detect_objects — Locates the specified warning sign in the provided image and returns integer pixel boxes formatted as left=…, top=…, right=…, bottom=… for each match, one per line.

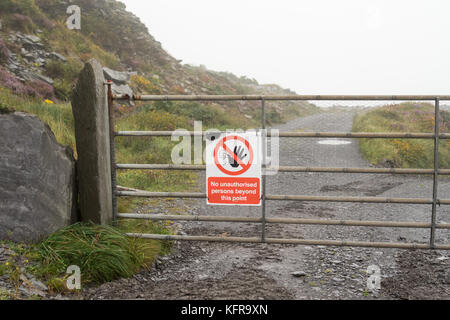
left=206, top=132, right=262, bottom=206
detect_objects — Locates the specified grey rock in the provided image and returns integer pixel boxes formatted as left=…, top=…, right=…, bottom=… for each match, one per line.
left=71, top=60, right=112, bottom=225
left=50, top=52, right=67, bottom=62
left=31, top=73, right=54, bottom=85
left=103, top=67, right=131, bottom=84
left=31, top=279, right=48, bottom=292
left=19, top=284, right=46, bottom=297
left=24, top=34, right=41, bottom=44
left=0, top=113, right=78, bottom=243
left=292, top=271, right=306, bottom=277
left=198, top=274, right=208, bottom=280
left=111, top=83, right=133, bottom=98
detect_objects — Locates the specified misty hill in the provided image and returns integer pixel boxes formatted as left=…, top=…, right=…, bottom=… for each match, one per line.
left=0, top=0, right=318, bottom=123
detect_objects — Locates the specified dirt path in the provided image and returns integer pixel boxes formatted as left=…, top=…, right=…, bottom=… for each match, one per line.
left=84, top=111, right=450, bottom=300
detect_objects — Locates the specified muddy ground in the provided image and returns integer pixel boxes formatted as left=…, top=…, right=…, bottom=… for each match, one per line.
left=82, top=111, right=450, bottom=300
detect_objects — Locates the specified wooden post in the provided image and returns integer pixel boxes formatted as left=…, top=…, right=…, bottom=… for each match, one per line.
left=71, top=59, right=112, bottom=224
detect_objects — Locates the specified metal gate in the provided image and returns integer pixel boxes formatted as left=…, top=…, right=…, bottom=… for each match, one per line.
left=107, top=84, right=450, bottom=250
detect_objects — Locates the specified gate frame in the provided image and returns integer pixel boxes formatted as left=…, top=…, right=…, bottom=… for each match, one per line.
left=108, top=89, right=450, bottom=250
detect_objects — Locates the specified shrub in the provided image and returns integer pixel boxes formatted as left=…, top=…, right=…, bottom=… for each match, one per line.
left=8, top=13, right=34, bottom=32
left=0, top=66, right=29, bottom=95
left=0, top=68, right=55, bottom=100
left=34, top=223, right=156, bottom=284
left=123, top=57, right=146, bottom=71
left=26, top=79, right=55, bottom=100
left=32, top=14, right=55, bottom=29
left=0, top=39, right=11, bottom=64
left=44, top=60, right=81, bottom=100
left=353, top=103, right=450, bottom=169
left=151, top=101, right=229, bottom=127
left=130, top=74, right=161, bottom=95
left=0, top=101, right=14, bottom=114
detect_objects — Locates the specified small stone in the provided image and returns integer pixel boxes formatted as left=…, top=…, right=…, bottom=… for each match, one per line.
left=50, top=52, right=67, bottom=62
left=31, top=279, right=48, bottom=292
left=292, top=271, right=306, bottom=278
left=31, top=73, right=54, bottom=85
left=332, top=277, right=345, bottom=283
left=24, top=34, right=41, bottom=43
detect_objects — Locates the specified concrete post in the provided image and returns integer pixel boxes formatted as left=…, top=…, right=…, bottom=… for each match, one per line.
left=71, top=59, right=112, bottom=224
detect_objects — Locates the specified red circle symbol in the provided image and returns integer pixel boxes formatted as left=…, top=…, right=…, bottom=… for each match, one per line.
left=213, top=135, right=254, bottom=176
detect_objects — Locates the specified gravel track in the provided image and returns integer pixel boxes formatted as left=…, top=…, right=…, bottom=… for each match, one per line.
left=84, top=111, right=450, bottom=300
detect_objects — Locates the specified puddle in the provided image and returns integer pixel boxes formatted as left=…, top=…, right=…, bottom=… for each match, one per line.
left=318, top=139, right=352, bottom=146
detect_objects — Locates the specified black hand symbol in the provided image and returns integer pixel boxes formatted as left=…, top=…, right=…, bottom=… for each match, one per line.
left=227, top=146, right=247, bottom=168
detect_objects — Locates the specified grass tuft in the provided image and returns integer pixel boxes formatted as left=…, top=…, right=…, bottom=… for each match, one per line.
left=33, top=222, right=163, bottom=284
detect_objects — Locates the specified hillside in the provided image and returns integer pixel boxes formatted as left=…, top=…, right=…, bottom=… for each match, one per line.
left=0, top=0, right=318, bottom=123
left=353, top=102, right=450, bottom=169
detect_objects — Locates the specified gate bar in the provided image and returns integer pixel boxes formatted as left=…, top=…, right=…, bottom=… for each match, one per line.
left=117, top=213, right=450, bottom=229
left=115, top=131, right=450, bottom=139
left=125, top=233, right=450, bottom=250
left=261, top=98, right=267, bottom=243
left=116, top=190, right=444, bottom=204
left=430, top=98, right=440, bottom=248
left=115, top=164, right=450, bottom=175
left=113, top=94, right=450, bottom=101
left=106, top=81, right=118, bottom=225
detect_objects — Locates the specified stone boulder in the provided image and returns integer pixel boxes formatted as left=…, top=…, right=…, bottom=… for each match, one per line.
left=103, top=67, right=130, bottom=84
left=103, top=67, right=136, bottom=105
left=0, top=112, right=78, bottom=243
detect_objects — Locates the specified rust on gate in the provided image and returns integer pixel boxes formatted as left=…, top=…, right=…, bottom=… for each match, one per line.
left=107, top=92, right=450, bottom=250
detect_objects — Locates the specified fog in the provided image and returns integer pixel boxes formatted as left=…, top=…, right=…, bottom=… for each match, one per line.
left=120, top=0, right=450, bottom=106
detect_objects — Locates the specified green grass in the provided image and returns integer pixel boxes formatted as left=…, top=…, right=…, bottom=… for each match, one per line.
left=0, top=87, right=76, bottom=154
left=1, top=221, right=173, bottom=292
left=353, top=102, right=450, bottom=168
left=29, top=222, right=171, bottom=289
left=0, top=85, right=319, bottom=290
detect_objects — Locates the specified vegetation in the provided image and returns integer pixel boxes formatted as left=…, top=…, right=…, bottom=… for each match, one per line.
left=0, top=87, right=75, bottom=151
left=44, top=59, right=82, bottom=100
left=32, top=222, right=166, bottom=285
left=353, top=103, right=450, bottom=168
left=0, top=0, right=324, bottom=293
left=0, top=221, right=172, bottom=294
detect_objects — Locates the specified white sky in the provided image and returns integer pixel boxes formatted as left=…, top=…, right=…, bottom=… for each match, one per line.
left=120, top=0, right=450, bottom=106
